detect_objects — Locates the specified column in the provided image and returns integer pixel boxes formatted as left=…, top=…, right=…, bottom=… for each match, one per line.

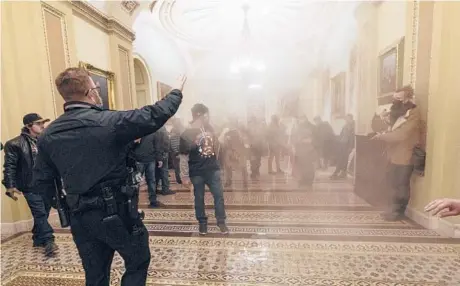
left=416, top=2, right=460, bottom=227
left=354, top=3, right=378, bottom=135
left=109, top=34, right=137, bottom=110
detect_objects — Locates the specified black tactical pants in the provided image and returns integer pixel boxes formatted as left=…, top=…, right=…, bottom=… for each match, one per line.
left=70, top=209, right=150, bottom=286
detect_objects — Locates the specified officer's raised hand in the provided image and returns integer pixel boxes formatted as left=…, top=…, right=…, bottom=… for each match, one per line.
left=175, top=75, right=187, bottom=91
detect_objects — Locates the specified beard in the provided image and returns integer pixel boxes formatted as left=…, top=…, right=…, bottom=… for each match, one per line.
left=389, top=101, right=416, bottom=125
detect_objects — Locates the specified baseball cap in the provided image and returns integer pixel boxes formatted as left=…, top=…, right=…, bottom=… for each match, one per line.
left=23, top=113, right=50, bottom=126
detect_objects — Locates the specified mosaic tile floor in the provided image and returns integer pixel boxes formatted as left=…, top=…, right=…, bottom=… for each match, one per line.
left=2, top=234, right=460, bottom=286
left=150, top=191, right=369, bottom=207
left=2, top=167, right=460, bottom=286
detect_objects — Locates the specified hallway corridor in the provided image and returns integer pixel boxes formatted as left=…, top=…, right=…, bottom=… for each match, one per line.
left=2, top=170, right=460, bottom=286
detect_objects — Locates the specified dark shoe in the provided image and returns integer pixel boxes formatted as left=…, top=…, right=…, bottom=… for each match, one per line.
left=33, top=242, right=46, bottom=248
left=149, top=201, right=161, bottom=208
left=337, top=172, right=347, bottom=179
left=199, top=223, right=208, bottom=235
left=44, top=241, right=58, bottom=257
left=217, top=223, right=229, bottom=234
left=177, top=180, right=183, bottom=185
left=161, top=190, right=176, bottom=196
left=330, top=173, right=339, bottom=180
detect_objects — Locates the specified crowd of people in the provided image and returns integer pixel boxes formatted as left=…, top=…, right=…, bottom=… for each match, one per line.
left=2, top=67, right=459, bottom=286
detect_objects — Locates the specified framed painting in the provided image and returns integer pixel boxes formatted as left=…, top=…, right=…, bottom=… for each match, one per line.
left=79, top=62, right=115, bottom=109
left=157, top=81, right=172, bottom=100
left=378, top=37, right=404, bottom=98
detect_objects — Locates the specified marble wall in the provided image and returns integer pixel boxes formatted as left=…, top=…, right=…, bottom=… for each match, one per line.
left=1, top=1, right=138, bottom=227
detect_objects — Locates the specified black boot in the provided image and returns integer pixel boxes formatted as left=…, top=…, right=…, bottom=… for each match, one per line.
left=199, top=223, right=208, bottom=235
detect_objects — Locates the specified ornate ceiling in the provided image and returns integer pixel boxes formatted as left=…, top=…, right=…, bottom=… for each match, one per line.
left=130, top=0, right=359, bottom=93
left=151, top=0, right=358, bottom=58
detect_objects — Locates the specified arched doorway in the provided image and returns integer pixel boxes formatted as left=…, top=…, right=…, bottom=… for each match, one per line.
left=133, top=55, right=152, bottom=107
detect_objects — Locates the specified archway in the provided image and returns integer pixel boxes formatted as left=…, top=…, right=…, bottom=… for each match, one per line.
left=133, top=55, right=152, bottom=107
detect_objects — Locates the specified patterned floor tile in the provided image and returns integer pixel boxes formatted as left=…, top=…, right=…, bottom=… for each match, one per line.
left=145, top=223, right=441, bottom=238
left=2, top=234, right=460, bottom=286
left=5, top=275, right=85, bottom=286
left=143, top=209, right=413, bottom=226
left=153, top=191, right=369, bottom=207
left=3, top=165, right=457, bottom=285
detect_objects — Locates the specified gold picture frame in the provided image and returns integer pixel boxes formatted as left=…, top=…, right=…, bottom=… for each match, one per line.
left=157, top=81, right=172, bottom=101
left=79, top=61, right=116, bottom=109
left=378, top=37, right=405, bottom=100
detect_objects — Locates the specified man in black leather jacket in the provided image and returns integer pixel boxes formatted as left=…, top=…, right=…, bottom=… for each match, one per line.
left=32, top=67, right=185, bottom=286
left=2, top=113, right=57, bottom=256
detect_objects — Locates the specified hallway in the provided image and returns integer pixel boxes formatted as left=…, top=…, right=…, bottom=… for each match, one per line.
left=2, top=170, right=460, bottom=286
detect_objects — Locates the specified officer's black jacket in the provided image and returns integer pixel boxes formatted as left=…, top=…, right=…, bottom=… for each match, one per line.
left=32, top=89, right=182, bottom=197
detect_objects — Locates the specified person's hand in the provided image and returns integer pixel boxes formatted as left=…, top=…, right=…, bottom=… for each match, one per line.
left=6, top=188, right=21, bottom=201
left=182, top=177, right=191, bottom=186
left=424, top=198, right=460, bottom=218
left=158, top=161, right=163, bottom=168
left=371, top=134, right=382, bottom=140
left=175, top=75, right=187, bottom=91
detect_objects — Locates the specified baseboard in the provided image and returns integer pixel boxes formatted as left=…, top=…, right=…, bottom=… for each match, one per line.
left=406, top=207, right=460, bottom=238
left=1, top=212, right=59, bottom=237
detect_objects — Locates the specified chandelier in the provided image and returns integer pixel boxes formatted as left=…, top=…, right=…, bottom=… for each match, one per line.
left=229, top=3, right=266, bottom=75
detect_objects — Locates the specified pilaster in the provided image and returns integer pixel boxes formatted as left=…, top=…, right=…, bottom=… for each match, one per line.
left=354, top=3, right=378, bottom=135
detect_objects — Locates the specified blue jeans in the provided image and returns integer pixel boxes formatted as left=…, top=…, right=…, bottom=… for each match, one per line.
left=23, top=192, right=55, bottom=246
left=155, top=157, right=170, bottom=193
left=190, top=170, right=226, bottom=224
left=143, top=161, right=158, bottom=204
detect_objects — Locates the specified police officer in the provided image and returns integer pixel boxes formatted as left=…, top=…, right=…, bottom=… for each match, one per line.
left=32, top=67, right=186, bottom=286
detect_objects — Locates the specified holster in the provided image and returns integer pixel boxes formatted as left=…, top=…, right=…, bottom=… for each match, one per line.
left=120, top=185, right=141, bottom=220
left=68, top=182, right=144, bottom=235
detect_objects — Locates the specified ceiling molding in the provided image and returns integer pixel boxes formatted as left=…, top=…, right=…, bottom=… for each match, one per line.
left=70, top=0, right=136, bottom=42
left=149, top=0, right=158, bottom=12
left=121, top=1, right=140, bottom=15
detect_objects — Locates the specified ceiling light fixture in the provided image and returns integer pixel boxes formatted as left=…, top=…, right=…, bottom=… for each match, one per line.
left=229, top=2, right=266, bottom=75
left=248, top=84, right=262, bottom=89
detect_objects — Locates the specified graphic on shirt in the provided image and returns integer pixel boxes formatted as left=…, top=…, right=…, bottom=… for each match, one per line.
left=195, top=131, right=215, bottom=158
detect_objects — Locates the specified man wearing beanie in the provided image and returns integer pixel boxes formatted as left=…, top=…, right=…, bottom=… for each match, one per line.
left=179, top=103, right=229, bottom=235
